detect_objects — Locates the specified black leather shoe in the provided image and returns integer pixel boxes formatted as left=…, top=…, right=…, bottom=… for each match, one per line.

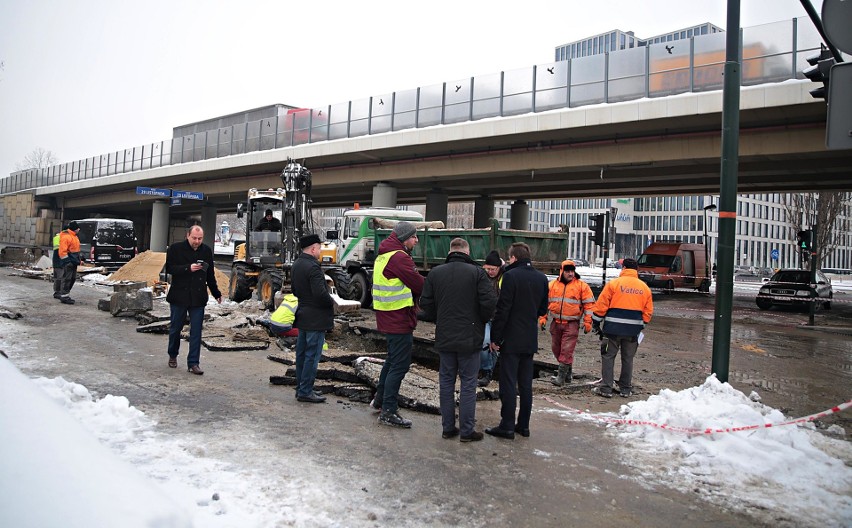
left=188, top=365, right=204, bottom=375
left=59, top=297, right=75, bottom=305
left=514, top=426, right=530, bottom=438
left=485, top=427, right=515, bottom=440
left=442, top=427, right=460, bottom=439
left=460, top=431, right=484, bottom=442
left=296, top=393, right=326, bottom=403
left=168, top=357, right=177, bottom=368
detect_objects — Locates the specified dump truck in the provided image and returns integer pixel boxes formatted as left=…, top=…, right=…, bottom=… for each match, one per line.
left=227, top=159, right=351, bottom=309
left=326, top=207, right=569, bottom=307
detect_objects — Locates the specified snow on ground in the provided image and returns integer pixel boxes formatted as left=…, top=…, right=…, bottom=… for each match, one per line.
left=0, top=360, right=364, bottom=528
left=549, top=376, right=852, bottom=528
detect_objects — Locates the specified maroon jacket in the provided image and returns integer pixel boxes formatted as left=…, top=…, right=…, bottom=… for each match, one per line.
left=375, top=234, right=425, bottom=334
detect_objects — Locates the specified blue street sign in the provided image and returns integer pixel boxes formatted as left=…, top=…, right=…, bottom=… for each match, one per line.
left=136, top=186, right=171, bottom=198
left=771, top=248, right=779, bottom=260
left=173, top=190, right=204, bottom=200
left=170, top=197, right=182, bottom=206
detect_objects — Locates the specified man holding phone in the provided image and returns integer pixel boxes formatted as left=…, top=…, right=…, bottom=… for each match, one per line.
left=165, top=225, right=222, bottom=375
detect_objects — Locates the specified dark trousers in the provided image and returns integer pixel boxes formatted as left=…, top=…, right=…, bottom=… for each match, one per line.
left=295, top=330, right=325, bottom=397
left=167, top=304, right=205, bottom=366
left=53, top=266, right=63, bottom=294
left=59, top=263, right=77, bottom=297
left=375, top=333, right=413, bottom=414
left=498, top=352, right=534, bottom=431
left=438, top=350, right=480, bottom=436
left=601, top=335, right=639, bottom=391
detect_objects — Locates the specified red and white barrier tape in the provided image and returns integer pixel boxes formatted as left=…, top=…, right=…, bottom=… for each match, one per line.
left=540, top=395, right=852, bottom=436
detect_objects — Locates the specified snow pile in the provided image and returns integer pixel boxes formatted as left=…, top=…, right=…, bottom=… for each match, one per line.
left=615, top=376, right=852, bottom=527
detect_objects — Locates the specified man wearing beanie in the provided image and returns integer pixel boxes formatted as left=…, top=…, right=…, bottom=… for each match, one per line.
left=291, top=233, right=334, bottom=403
left=539, top=259, right=596, bottom=386
left=56, top=221, right=82, bottom=305
left=591, top=258, right=653, bottom=398
left=371, top=220, right=424, bottom=428
left=479, top=250, right=504, bottom=387
left=255, top=209, right=281, bottom=232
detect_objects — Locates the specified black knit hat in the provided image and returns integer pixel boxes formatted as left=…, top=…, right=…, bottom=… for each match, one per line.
left=622, top=258, right=638, bottom=269
left=299, top=233, right=321, bottom=249
left=485, top=250, right=502, bottom=266
left=68, top=221, right=79, bottom=231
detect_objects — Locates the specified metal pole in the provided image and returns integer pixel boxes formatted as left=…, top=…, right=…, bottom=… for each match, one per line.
left=809, top=223, right=818, bottom=326
left=711, top=0, right=741, bottom=383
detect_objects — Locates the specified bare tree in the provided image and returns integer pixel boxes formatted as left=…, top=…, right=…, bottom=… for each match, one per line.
left=783, top=192, right=850, bottom=269
left=16, top=147, right=59, bottom=171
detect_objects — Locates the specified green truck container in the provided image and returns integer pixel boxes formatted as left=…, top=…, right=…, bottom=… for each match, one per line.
left=375, top=219, right=568, bottom=271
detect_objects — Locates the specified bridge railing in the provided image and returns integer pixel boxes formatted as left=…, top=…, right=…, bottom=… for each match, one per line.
left=2, top=17, right=822, bottom=196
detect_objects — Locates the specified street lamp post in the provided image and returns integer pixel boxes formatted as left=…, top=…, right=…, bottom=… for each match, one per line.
left=703, top=203, right=718, bottom=281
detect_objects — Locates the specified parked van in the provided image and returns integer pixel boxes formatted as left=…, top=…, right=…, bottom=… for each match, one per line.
left=637, top=242, right=710, bottom=292
left=73, top=218, right=138, bottom=270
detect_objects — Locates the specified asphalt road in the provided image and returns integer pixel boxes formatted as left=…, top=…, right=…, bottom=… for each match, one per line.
left=2, top=268, right=849, bottom=527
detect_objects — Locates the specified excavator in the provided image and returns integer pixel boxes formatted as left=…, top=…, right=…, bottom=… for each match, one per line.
left=227, top=158, right=352, bottom=309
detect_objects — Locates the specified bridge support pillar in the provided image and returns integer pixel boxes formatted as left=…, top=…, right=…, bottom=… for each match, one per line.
left=425, top=189, right=448, bottom=225
left=372, top=182, right=397, bottom=208
left=510, top=200, right=529, bottom=230
left=201, top=203, right=217, bottom=249
left=473, top=196, right=494, bottom=228
left=150, top=200, right=170, bottom=253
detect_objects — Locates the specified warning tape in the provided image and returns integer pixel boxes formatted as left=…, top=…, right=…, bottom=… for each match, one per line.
left=540, top=395, right=852, bottom=436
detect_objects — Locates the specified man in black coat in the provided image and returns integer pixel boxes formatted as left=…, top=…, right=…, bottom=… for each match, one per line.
left=255, top=209, right=282, bottom=232
left=166, top=225, right=222, bottom=375
left=486, top=242, right=549, bottom=440
left=419, top=238, right=497, bottom=442
left=291, top=233, right=335, bottom=403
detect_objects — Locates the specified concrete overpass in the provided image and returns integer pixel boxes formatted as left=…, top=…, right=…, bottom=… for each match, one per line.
left=32, top=80, right=847, bottom=220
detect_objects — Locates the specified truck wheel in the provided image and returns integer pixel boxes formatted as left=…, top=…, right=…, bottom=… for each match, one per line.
left=257, top=269, right=283, bottom=311
left=666, top=280, right=675, bottom=293
left=326, top=268, right=354, bottom=300
left=351, top=272, right=372, bottom=308
left=755, top=298, right=772, bottom=310
left=228, top=264, right=253, bottom=303
left=698, top=279, right=710, bottom=293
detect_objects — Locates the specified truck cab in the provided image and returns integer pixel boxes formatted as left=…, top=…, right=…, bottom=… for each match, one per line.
left=637, top=242, right=710, bottom=292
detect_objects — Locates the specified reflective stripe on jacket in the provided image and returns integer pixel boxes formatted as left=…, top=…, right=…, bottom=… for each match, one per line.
left=372, top=250, right=414, bottom=311
left=592, top=268, right=653, bottom=337
left=539, top=277, right=595, bottom=326
left=271, top=294, right=298, bottom=325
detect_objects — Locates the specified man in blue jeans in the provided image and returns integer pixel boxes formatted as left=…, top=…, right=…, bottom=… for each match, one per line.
left=291, top=233, right=335, bottom=403
left=165, top=225, right=222, bottom=375
left=371, top=221, right=425, bottom=428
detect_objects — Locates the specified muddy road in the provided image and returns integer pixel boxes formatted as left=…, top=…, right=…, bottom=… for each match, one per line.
left=1, top=268, right=850, bottom=527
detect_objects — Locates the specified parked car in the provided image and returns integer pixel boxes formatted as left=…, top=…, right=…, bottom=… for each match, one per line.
left=755, top=269, right=833, bottom=311
left=570, top=258, right=590, bottom=267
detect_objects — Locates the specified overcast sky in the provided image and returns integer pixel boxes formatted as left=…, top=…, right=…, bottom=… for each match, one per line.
left=0, top=0, right=824, bottom=180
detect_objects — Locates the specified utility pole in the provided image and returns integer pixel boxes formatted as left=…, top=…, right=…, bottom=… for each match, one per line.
left=711, top=0, right=741, bottom=384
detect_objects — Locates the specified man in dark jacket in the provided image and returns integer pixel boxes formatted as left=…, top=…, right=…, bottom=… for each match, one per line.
left=485, top=242, right=549, bottom=440
left=420, top=238, right=497, bottom=442
left=291, top=233, right=335, bottom=403
left=255, top=209, right=282, bottom=232
left=371, top=221, right=425, bottom=428
left=166, top=225, right=222, bottom=375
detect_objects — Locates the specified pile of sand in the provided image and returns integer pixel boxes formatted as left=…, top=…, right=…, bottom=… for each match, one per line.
left=108, top=251, right=230, bottom=296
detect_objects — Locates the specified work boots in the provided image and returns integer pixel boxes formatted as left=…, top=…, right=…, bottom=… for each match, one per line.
left=550, top=364, right=572, bottom=386
left=477, top=369, right=492, bottom=387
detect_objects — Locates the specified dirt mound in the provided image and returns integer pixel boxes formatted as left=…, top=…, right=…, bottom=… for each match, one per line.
left=108, top=250, right=230, bottom=295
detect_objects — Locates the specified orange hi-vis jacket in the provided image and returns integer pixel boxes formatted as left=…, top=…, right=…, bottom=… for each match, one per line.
left=539, top=275, right=596, bottom=329
left=592, top=268, right=654, bottom=337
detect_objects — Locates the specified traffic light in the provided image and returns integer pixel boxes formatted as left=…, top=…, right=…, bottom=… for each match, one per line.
left=803, top=45, right=835, bottom=101
left=797, top=230, right=813, bottom=252
left=588, top=213, right=605, bottom=247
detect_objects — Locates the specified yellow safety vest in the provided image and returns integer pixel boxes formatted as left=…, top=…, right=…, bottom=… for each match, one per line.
left=372, top=250, right=414, bottom=311
left=271, top=294, right=298, bottom=325
left=52, top=232, right=61, bottom=250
